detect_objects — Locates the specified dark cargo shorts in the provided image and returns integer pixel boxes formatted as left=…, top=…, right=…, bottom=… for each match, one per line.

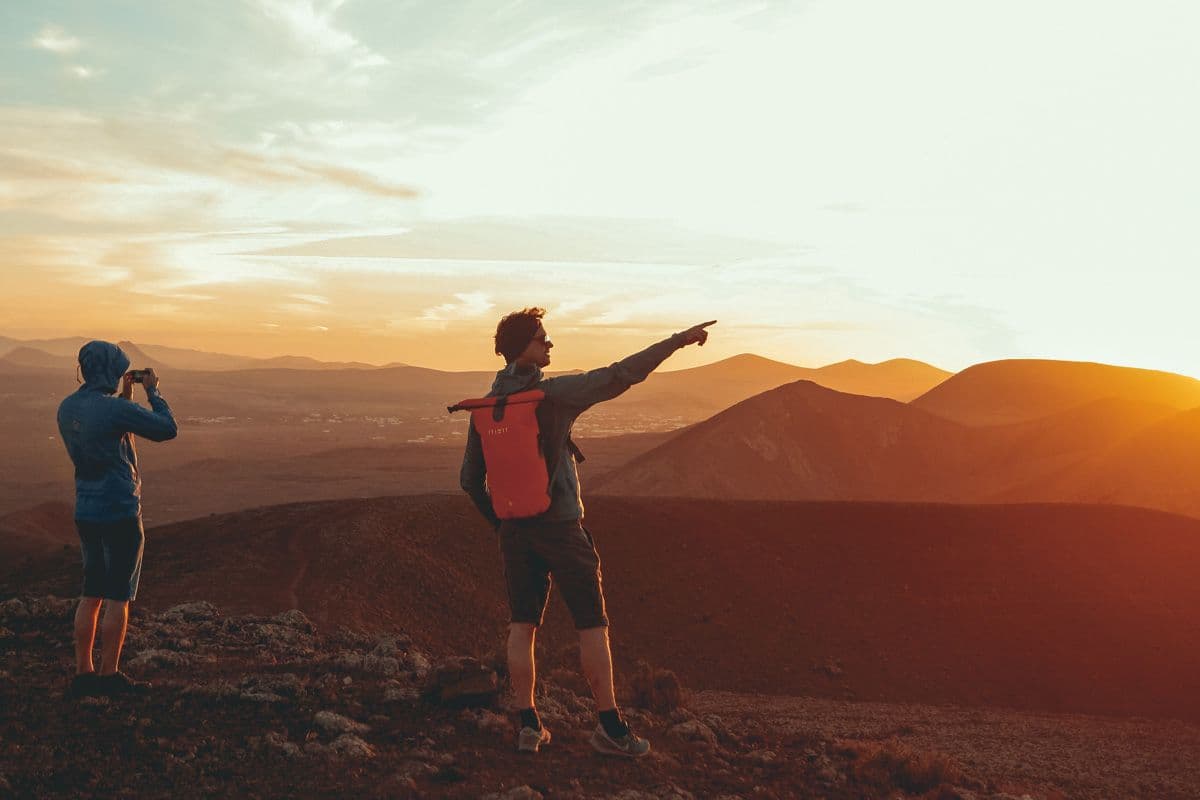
left=498, top=517, right=608, bottom=629
left=77, top=516, right=145, bottom=602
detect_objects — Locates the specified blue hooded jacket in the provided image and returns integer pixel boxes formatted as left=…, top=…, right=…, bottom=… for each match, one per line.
left=57, top=341, right=178, bottom=522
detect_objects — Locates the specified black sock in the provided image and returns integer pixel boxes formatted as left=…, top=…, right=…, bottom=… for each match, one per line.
left=599, top=709, right=629, bottom=738
left=519, top=708, right=541, bottom=730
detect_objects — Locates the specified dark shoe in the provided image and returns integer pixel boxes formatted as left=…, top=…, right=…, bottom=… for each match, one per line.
left=68, top=672, right=103, bottom=698
left=98, top=671, right=152, bottom=695
left=589, top=723, right=651, bottom=758
left=517, top=725, right=552, bottom=753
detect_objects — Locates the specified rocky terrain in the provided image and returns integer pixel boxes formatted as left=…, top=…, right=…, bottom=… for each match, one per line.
left=0, top=595, right=1065, bottom=799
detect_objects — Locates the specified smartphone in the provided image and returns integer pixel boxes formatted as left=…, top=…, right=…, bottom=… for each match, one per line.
left=128, top=369, right=149, bottom=383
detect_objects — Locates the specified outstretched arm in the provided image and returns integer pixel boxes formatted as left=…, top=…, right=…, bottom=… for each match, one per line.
left=542, top=320, right=716, bottom=409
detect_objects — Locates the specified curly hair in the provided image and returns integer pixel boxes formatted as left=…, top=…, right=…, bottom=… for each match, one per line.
left=494, top=307, right=546, bottom=363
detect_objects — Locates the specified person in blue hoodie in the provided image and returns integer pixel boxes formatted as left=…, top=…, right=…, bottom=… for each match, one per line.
left=57, top=340, right=177, bottom=697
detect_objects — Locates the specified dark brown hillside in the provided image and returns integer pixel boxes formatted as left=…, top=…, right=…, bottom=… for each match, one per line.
left=0, top=501, right=75, bottom=563
left=597, top=380, right=983, bottom=500
left=1001, top=406, right=1200, bottom=517
left=9, top=494, right=1200, bottom=723
left=594, top=381, right=1200, bottom=516
left=912, top=359, right=1200, bottom=426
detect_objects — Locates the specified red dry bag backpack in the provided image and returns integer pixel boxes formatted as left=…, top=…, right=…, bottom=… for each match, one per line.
left=448, top=390, right=550, bottom=519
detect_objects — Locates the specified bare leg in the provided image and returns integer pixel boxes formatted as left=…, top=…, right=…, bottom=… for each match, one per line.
left=74, top=597, right=103, bottom=675
left=507, top=623, right=537, bottom=708
left=579, top=626, right=617, bottom=711
left=98, top=600, right=130, bottom=675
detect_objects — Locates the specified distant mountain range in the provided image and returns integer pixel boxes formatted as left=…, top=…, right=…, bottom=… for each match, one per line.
left=0, top=336, right=390, bottom=372
left=0, top=336, right=952, bottom=433
left=0, top=336, right=948, bottom=402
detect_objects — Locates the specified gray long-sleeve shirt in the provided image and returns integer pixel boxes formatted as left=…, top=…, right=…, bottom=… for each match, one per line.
left=460, top=332, right=686, bottom=526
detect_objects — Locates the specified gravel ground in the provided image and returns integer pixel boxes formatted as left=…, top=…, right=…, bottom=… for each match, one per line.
left=693, top=690, right=1200, bottom=800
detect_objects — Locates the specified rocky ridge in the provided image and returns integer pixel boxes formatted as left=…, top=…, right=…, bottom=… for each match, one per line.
left=0, top=595, right=1056, bottom=799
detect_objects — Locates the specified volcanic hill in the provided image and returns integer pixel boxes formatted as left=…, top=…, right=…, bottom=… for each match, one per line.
left=8, top=494, right=1200, bottom=724
left=911, top=359, right=1200, bottom=426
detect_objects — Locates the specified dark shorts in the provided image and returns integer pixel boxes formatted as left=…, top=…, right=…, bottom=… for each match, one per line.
left=77, top=516, right=145, bottom=602
left=498, top=517, right=608, bottom=630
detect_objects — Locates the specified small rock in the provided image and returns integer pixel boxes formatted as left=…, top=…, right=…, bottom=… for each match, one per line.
left=240, top=691, right=286, bottom=703
left=668, top=719, right=718, bottom=747
left=0, top=626, right=14, bottom=639
left=608, top=788, right=694, bottom=800
left=264, top=732, right=302, bottom=758
left=271, top=609, right=315, bottom=633
left=469, top=708, right=510, bottom=734
left=329, top=734, right=376, bottom=759
left=127, top=649, right=196, bottom=669
left=425, top=656, right=500, bottom=708
left=160, top=601, right=219, bottom=623
left=185, top=680, right=239, bottom=700
left=362, top=654, right=401, bottom=676
left=744, top=749, right=776, bottom=765
left=407, top=649, right=431, bottom=677
left=702, top=714, right=735, bottom=743
left=332, top=652, right=363, bottom=670
left=241, top=672, right=304, bottom=698
left=314, top=710, right=369, bottom=735
left=250, top=623, right=314, bottom=652
left=396, top=759, right=438, bottom=779
left=484, top=786, right=543, bottom=800
left=27, top=596, right=75, bottom=618
left=372, top=635, right=409, bottom=656
left=383, top=683, right=421, bottom=704
left=0, top=598, right=28, bottom=620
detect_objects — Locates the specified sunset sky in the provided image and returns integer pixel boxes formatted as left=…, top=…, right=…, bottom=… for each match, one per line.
left=2, top=1, right=1197, bottom=372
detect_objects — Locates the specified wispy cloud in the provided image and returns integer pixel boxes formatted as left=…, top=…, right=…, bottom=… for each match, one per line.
left=420, top=292, right=495, bottom=322
left=253, top=0, right=388, bottom=79
left=291, top=293, right=329, bottom=305
left=68, top=65, right=100, bottom=80
left=32, top=25, right=81, bottom=54
left=253, top=216, right=798, bottom=264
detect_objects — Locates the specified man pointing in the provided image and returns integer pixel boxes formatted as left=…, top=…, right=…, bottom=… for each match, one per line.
left=460, top=310, right=715, bottom=757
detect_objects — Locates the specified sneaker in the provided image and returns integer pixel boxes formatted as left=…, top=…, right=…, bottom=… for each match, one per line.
left=97, top=671, right=152, bottom=695
left=67, top=672, right=103, bottom=698
left=517, top=725, right=552, bottom=753
left=589, top=723, right=651, bottom=758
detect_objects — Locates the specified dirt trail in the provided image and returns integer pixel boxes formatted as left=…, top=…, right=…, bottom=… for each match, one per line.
left=693, top=690, right=1200, bottom=800
left=283, top=525, right=311, bottom=610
